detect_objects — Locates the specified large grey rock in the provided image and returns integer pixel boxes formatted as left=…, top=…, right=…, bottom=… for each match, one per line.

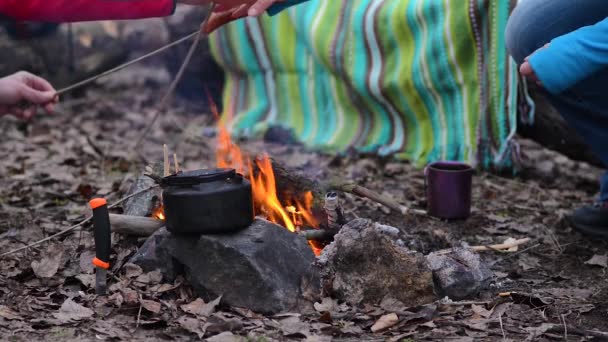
left=129, top=219, right=319, bottom=314
left=317, top=219, right=436, bottom=307
left=426, top=245, right=494, bottom=300
left=168, top=219, right=319, bottom=314
left=123, top=174, right=162, bottom=217
left=128, top=227, right=180, bottom=281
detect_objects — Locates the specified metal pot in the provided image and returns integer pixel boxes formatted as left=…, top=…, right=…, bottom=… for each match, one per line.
left=161, top=168, right=254, bottom=234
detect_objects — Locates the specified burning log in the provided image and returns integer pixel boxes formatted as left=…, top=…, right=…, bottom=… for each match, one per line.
left=298, top=229, right=335, bottom=241
left=257, top=158, right=425, bottom=222
left=109, top=214, right=164, bottom=236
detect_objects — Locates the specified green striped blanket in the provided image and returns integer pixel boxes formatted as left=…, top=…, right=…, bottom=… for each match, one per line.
left=209, top=0, right=523, bottom=169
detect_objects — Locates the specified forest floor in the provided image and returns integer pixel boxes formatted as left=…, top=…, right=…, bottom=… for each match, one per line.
left=0, top=67, right=607, bottom=341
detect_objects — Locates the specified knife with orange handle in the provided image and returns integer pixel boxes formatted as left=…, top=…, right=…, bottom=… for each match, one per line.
left=90, top=198, right=112, bottom=296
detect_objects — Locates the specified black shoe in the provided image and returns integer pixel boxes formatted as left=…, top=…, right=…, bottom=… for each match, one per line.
left=567, top=202, right=608, bottom=238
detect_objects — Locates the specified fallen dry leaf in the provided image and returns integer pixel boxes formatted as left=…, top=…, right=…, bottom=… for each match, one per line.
left=181, top=296, right=222, bottom=317
left=0, top=305, right=22, bottom=320
left=140, top=299, right=162, bottom=314
left=53, top=298, right=94, bottom=323
left=471, top=304, right=492, bottom=319
left=177, top=316, right=205, bottom=339
left=585, top=255, right=608, bottom=268
left=206, top=331, right=246, bottom=342
left=181, top=298, right=205, bottom=315
left=304, top=335, right=333, bottom=342
left=121, top=288, right=139, bottom=305
left=123, top=263, right=144, bottom=278
left=75, top=274, right=95, bottom=289
left=313, top=297, right=337, bottom=313
left=79, top=250, right=95, bottom=274
left=371, top=313, right=399, bottom=333
left=31, top=243, right=65, bottom=278
left=108, top=292, right=124, bottom=307
left=204, top=314, right=244, bottom=334
left=135, top=270, right=162, bottom=285
left=279, top=316, right=310, bottom=337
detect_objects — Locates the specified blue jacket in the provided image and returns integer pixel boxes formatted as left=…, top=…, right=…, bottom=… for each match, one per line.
left=530, top=17, right=608, bottom=95
left=268, top=0, right=309, bottom=16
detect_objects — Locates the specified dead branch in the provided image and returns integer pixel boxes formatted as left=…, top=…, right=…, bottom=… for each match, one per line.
left=0, top=185, right=159, bottom=258
left=330, top=181, right=427, bottom=216
left=545, top=324, right=608, bottom=339
left=471, top=238, right=531, bottom=252
left=110, top=214, right=164, bottom=236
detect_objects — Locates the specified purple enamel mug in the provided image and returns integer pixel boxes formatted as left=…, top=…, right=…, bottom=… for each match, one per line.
left=425, top=161, right=474, bottom=220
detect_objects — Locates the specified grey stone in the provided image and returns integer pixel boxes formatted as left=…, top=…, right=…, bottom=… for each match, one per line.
left=317, top=219, right=436, bottom=307
left=128, top=227, right=180, bottom=281
left=426, top=245, right=494, bottom=300
left=168, top=219, right=319, bottom=314
left=123, top=171, right=162, bottom=217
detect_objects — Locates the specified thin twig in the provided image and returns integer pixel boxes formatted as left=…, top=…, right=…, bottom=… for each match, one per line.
left=332, top=181, right=427, bottom=216
left=163, top=144, right=170, bottom=177
left=499, top=312, right=506, bottom=340
left=136, top=294, right=144, bottom=329
left=561, top=314, right=568, bottom=340
left=132, top=28, right=203, bottom=151
left=0, top=185, right=159, bottom=258
left=471, top=238, right=531, bottom=252
left=55, top=30, right=200, bottom=96
left=173, top=153, right=180, bottom=173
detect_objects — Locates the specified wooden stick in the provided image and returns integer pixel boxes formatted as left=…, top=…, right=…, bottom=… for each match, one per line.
left=173, top=153, right=180, bottom=173
left=163, top=144, right=170, bottom=177
left=55, top=30, right=201, bottom=96
left=471, top=238, right=531, bottom=252
left=299, top=229, right=335, bottom=241
left=132, top=27, right=204, bottom=151
left=109, top=214, right=164, bottom=236
left=332, top=182, right=427, bottom=216
left=0, top=185, right=159, bottom=258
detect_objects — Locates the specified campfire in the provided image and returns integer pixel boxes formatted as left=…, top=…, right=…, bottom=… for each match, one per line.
left=152, top=103, right=323, bottom=255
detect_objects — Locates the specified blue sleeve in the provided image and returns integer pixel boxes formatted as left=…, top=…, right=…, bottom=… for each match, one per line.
left=267, top=0, right=310, bottom=16
left=529, top=18, right=608, bottom=95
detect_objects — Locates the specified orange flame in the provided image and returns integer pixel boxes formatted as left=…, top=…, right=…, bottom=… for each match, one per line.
left=212, top=103, right=322, bottom=255
left=153, top=206, right=165, bottom=221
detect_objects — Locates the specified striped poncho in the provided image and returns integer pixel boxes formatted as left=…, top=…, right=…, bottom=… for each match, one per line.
left=209, top=0, right=525, bottom=169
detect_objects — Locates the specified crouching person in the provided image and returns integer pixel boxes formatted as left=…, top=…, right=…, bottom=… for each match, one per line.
left=506, top=0, right=608, bottom=237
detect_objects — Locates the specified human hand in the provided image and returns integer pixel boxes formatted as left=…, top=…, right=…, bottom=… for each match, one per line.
left=214, top=0, right=282, bottom=17
left=520, top=44, right=549, bottom=87
left=202, top=0, right=284, bottom=33
left=177, top=0, right=213, bottom=5
left=0, top=71, right=57, bottom=120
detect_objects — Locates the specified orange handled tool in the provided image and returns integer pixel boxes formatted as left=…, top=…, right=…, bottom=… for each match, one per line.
left=90, top=198, right=112, bottom=295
